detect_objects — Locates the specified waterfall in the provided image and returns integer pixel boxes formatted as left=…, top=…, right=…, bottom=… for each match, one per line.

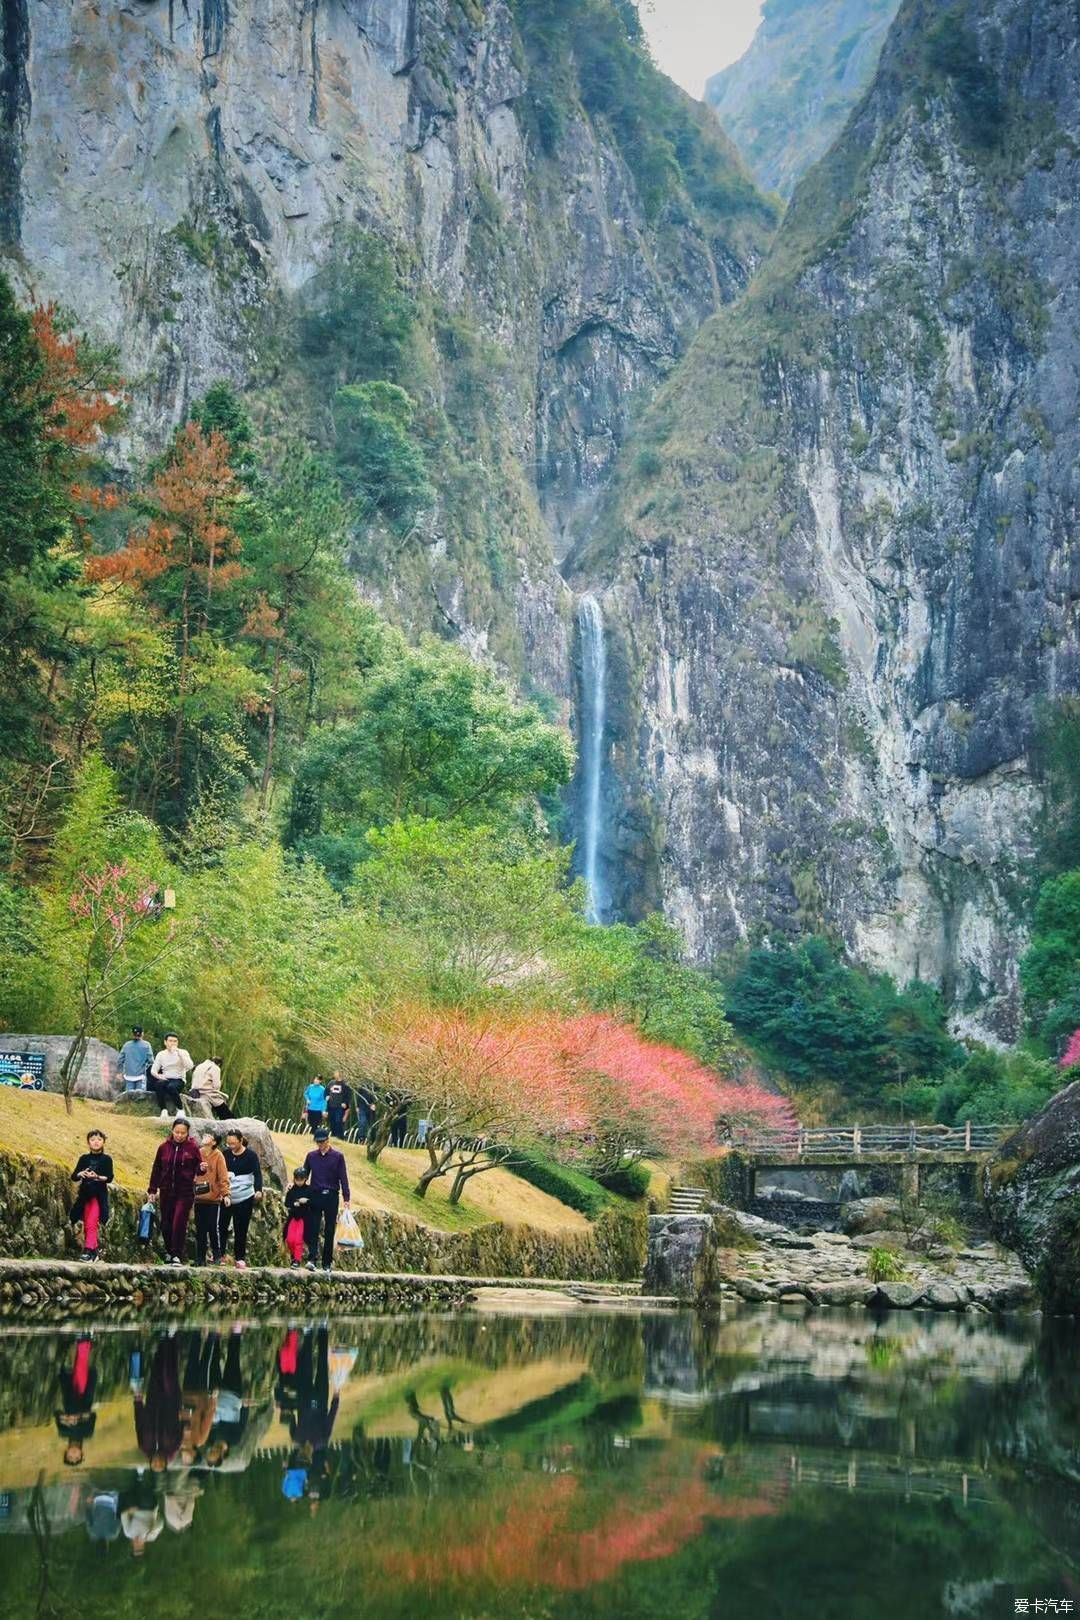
left=578, top=593, right=608, bottom=925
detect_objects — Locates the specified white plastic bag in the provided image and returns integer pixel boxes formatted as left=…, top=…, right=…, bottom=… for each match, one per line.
left=335, top=1207, right=365, bottom=1250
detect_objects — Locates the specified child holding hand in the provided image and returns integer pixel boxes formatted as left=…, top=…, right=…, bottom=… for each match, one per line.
left=283, top=1167, right=314, bottom=1268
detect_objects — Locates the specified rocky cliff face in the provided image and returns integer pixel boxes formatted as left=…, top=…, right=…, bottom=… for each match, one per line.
left=706, top=0, right=901, bottom=199
left=0, top=0, right=771, bottom=692
left=580, top=0, right=1080, bottom=1036
left=985, top=1078, right=1080, bottom=1312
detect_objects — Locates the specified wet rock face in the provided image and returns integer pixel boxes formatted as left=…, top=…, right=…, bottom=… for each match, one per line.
left=2, top=1, right=763, bottom=688
left=985, top=1079, right=1080, bottom=1314
left=593, top=0, right=1080, bottom=1035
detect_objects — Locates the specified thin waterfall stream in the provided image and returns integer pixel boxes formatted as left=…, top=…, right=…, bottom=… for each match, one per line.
left=578, top=593, right=607, bottom=925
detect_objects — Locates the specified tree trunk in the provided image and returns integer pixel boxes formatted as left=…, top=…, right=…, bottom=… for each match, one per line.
left=258, top=589, right=291, bottom=813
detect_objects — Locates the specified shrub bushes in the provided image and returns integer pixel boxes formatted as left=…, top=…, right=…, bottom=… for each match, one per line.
left=596, top=1161, right=651, bottom=1201
left=499, top=1149, right=610, bottom=1218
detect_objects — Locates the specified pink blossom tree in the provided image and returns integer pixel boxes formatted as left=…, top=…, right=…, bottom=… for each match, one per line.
left=1061, top=1029, right=1080, bottom=1072
left=57, top=865, right=183, bottom=1110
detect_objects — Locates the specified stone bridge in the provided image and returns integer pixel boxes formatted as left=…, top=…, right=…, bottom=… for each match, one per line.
left=731, top=1124, right=1014, bottom=1203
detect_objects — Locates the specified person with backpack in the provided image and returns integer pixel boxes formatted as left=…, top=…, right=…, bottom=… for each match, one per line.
left=325, top=1072, right=353, bottom=1139
left=69, top=1129, right=113, bottom=1261
left=193, top=1129, right=230, bottom=1265
left=302, top=1075, right=328, bottom=1134
left=221, top=1129, right=263, bottom=1269
left=147, top=1118, right=205, bottom=1264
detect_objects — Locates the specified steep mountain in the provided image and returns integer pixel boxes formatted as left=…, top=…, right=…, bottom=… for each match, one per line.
left=576, top=0, right=1080, bottom=1038
left=706, top=0, right=902, bottom=199
left=0, top=0, right=774, bottom=694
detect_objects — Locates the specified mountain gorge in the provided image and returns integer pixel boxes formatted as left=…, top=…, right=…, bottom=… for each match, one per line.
left=705, top=0, right=902, bottom=198
left=581, top=0, right=1080, bottom=1038
left=0, top=0, right=773, bottom=695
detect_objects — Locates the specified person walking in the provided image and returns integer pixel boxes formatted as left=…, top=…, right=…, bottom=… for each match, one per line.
left=147, top=1118, right=205, bottom=1264
left=221, top=1129, right=263, bottom=1269
left=190, top=1056, right=231, bottom=1119
left=303, top=1128, right=351, bottom=1274
left=193, top=1129, right=229, bottom=1265
left=69, top=1129, right=113, bottom=1262
left=149, top=1034, right=194, bottom=1119
left=325, top=1072, right=353, bottom=1140
left=302, top=1075, right=328, bottom=1134
left=354, top=1084, right=375, bottom=1144
left=283, top=1167, right=315, bottom=1268
left=116, top=1027, right=153, bottom=1095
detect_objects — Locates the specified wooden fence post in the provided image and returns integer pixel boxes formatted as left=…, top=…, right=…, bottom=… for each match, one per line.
left=853, top=1123, right=861, bottom=1156
left=964, top=1119, right=972, bottom=1152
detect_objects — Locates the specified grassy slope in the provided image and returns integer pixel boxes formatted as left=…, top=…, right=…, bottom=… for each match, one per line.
left=0, top=1090, right=591, bottom=1238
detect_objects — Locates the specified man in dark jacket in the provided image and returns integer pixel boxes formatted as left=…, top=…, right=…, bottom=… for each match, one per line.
left=302, top=1129, right=351, bottom=1273
left=325, top=1073, right=353, bottom=1139
left=147, top=1119, right=205, bottom=1264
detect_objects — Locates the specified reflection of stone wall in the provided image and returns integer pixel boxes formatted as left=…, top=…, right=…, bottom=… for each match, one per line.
left=0, top=1035, right=120, bottom=1100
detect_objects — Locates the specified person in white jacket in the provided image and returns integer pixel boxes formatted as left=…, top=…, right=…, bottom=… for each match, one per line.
left=150, top=1034, right=193, bottom=1118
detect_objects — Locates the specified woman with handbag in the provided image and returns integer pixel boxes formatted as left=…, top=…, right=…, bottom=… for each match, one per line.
left=221, top=1129, right=263, bottom=1269
left=193, top=1129, right=230, bottom=1265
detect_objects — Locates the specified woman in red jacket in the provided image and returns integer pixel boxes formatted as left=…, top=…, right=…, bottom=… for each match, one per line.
left=147, top=1119, right=206, bottom=1265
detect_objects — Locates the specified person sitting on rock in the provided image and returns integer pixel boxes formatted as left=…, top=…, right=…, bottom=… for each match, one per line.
left=149, top=1033, right=193, bottom=1118
left=190, top=1055, right=231, bottom=1119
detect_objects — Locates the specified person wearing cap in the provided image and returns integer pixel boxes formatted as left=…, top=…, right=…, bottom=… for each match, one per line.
left=302, top=1129, right=351, bottom=1274
left=117, top=1027, right=153, bottom=1094
left=150, top=1034, right=194, bottom=1119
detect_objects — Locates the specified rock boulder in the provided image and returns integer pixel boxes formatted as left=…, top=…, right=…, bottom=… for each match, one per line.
left=841, top=1197, right=904, bottom=1236
left=196, top=1119, right=289, bottom=1193
left=0, top=1034, right=120, bottom=1101
left=984, top=1079, right=1080, bottom=1315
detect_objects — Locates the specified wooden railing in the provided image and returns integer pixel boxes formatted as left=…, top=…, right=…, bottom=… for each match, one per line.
left=730, top=1122, right=1013, bottom=1157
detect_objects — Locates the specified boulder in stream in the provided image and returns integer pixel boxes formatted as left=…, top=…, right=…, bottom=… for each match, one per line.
left=984, top=1080, right=1080, bottom=1314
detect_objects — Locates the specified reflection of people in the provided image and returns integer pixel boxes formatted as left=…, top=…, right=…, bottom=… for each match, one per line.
left=283, top=1327, right=338, bottom=1510
left=56, top=1337, right=97, bottom=1467
left=121, top=1472, right=163, bottom=1557
left=135, top=1336, right=183, bottom=1471
left=69, top=1130, right=113, bottom=1261
left=163, top=1470, right=203, bottom=1533
left=180, top=1331, right=220, bottom=1465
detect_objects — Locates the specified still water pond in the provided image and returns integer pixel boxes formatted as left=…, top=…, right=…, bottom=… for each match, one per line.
left=0, top=1306, right=1076, bottom=1619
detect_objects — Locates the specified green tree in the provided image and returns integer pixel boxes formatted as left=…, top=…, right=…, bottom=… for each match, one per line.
left=1020, top=869, right=1080, bottom=1051
left=725, top=936, right=958, bottom=1108
left=351, top=819, right=578, bottom=1004
left=286, top=636, right=572, bottom=883
left=561, top=913, right=736, bottom=1066
left=333, top=381, right=434, bottom=530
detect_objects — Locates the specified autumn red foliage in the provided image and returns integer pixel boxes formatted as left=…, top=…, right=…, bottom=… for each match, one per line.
left=322, top=999, right=789, bottom=1186
left=30, top=304, right=123, bottom=452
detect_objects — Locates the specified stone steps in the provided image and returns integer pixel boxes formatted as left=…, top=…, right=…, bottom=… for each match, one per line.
left=668, top=1187, right=708, bottom=1214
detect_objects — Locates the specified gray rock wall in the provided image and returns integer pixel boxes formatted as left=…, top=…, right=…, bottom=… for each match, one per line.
left=585, top=0, right=1080, bottom=1035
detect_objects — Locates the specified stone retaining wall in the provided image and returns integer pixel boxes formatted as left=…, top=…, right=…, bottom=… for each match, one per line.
left=0, top=1146, right=646, bottom=1284
left=0, top=1259, right=472, bottom=1322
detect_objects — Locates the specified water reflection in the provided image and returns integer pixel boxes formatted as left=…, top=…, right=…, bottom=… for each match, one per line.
left=0, top=1307, right=1075, bottom=1618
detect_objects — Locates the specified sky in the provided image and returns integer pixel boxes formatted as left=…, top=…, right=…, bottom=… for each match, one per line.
left=642, top=1, right=764, bottom=98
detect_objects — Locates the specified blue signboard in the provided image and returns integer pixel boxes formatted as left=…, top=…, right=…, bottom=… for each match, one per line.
left=0, top=1051, right=45, bottom=1088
